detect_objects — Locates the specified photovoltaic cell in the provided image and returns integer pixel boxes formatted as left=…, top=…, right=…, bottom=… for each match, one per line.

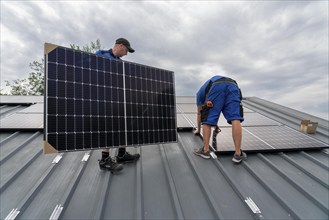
left=44, top=43, right=177, bottom=153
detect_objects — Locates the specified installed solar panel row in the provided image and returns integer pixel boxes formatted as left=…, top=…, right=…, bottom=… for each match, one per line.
left=44, top=43, right=177, bottom=153
left=211, top=126, right=327, bottom=152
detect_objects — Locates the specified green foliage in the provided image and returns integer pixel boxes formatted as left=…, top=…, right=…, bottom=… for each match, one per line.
left=2, top=60, right=44, bottom=95
left=3, top=39, right=103, bottom=95
left=70, top=39, right=102, bottom=53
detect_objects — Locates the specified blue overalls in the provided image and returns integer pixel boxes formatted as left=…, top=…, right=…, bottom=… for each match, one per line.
left=196, top=75, right=244, bottom=126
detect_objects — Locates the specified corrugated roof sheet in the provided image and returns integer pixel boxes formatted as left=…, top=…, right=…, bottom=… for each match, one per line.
left=0, top=96, right=328, bottom=220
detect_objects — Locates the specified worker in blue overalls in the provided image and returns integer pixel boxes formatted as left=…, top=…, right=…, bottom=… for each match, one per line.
left=96, top=38, right=140, bottom=172
left=193, top=75, right=247, bottom=163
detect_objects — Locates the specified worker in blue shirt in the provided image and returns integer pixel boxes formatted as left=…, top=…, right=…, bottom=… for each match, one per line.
left=96, top=38, right=139, bottom=173
left=193, top=75, right=247, bottom=163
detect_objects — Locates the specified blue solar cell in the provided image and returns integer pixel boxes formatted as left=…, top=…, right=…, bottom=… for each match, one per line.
left=97, top=57, right=104, bottom=70
left=82, top=69, right=90, bottom=84
left=57, top=48, right=65, bottom=64
left=66, top=66, right=74, bottom=82
left=82, top=54, right=90, bottom=68
left=57, top=65, right=66, bottom=81
left=47, top=115, right=57, bottom=133
left=66, top=49, right=74, bottom=66
left=48, top=49, right=57, bottom=63
left=97, top=71, right=104, bottom=85
left=75, top=100, right=83, bottom=115
left=66, top=99, right=75, bottom=115
left=90, top=70, right=97, bottom=84
left=57, top=98, right=66, bottom=115
left=84, top=132, right=91, bottom=148
left=90, top=55, right=97, bottom=69
left=90, top=86, right=98, bottom=100
left=48, top=63, right=57, bottom=80
left=47, top=80, right=56, bottom=97
left=99, top=133, right=106, bottom=147
left=98, top=87, right=105, bottom=100
left=47, top=98, right=57, bottom=115
left=83, top=101, right=91, bottom=115
left=74, top=52, right=83, bottom=67
left=83, top=86, right=91, bottom=100
left=75, top=68, right=82, bottom=82
left=57, top=82, right=66, bottom=98
left=66, top=82, right=74, bottom=98
left=67, top=116, right=75, bottom=132
left=75, top=133, right=83, bottom=149
left=74, top=84, right=82, bottom=99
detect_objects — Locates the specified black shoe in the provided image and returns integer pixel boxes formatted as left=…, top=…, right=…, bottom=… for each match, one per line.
left=99, top=156, right=123, bottom=173
left=116, top=152, right=140, bottom=164
left=193, top=147, right=211, bottom=159
left=232, top=150, right=247, bottom=164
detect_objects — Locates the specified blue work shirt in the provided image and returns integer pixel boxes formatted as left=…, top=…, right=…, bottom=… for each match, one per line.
left=96, top=49, right=121, bottom=60
left=196, top=75, right=225, bottom=106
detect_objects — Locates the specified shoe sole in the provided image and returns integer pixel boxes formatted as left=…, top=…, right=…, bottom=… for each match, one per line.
left=117, top=158, right=140, bottom=164
left=99, top=165, right=124, bottom=173
left=232, top=156, right=247, bottom=164
left=193, top=152, right=211, bottom=159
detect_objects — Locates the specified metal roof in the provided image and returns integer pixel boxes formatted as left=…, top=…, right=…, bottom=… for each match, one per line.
left=0, top=95, right=328, bottom=220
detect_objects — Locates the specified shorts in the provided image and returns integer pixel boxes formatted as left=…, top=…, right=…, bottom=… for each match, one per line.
left=200, top=82, right=244, bottom=126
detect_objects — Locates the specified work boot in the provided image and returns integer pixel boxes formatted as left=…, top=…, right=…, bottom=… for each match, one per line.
left=99, top=156, right=123, bottom=173
left=116, top=152, right=140, bottom=164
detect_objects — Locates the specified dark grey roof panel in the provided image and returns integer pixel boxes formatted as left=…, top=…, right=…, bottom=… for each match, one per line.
left=1, top=96, right=328, bottom=220
left=0, top=95, right=43, bottom=104
left=0, top=131, right=328, bottom=220
left=0, top=113, right=43, bottom=130
left=18, top=103, right=44, bottom=113
left=0, top=105, right=27, bottom=118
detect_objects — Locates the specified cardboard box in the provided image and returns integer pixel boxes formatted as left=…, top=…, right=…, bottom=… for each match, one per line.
left=300, top=120, right=318, bottom=134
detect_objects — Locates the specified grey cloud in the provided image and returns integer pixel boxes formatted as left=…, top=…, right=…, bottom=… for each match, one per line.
left=1, top=1, right=328, bottom=119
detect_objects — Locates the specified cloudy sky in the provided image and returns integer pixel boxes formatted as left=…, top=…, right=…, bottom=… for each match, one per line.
left=1, top=1, right=328, bottom=120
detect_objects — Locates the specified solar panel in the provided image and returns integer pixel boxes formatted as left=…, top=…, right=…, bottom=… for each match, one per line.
left=210, top=127, right=270, bottom=152
left=217, top=112, right=282, bottom=127
left=244, top=126, right=328, bottom=150
left=212, top=126, right=328, bottom=153
left=44, top=43, right=177, bottom=153
left=181, top=112, right=280, bottom=128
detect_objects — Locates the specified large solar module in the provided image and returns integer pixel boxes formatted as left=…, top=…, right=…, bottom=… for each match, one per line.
left=44, top=43, right=177, bottom=153
left=211, top=126, right=328, bottom=153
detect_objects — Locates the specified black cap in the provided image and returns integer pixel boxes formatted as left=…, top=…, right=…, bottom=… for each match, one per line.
left=115, top=38, right=135, bottom=53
